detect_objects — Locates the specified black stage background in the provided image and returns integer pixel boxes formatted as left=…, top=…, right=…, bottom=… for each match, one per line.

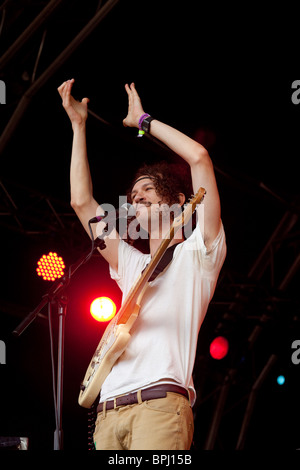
left=0, top=0, right=299, bottom=451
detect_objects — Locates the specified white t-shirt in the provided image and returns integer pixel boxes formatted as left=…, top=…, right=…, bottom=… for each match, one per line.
left=100, top=223, right=226, bottom=406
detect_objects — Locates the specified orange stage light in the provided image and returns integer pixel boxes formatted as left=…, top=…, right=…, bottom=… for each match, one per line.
left=36, top=252, right=65, bottom=282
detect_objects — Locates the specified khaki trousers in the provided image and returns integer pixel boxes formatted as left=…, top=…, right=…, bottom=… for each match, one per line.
left=93, top=391, right=194, bottom=450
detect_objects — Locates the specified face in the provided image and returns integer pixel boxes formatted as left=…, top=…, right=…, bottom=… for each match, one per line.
left=130, top=176, right=170, bottom=234
left=130, top=176, right=183, bottom=235
left=130, top=176, right=162, bottom=217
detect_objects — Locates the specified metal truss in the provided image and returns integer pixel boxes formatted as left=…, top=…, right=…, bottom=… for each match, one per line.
left=0, top=0, right=119, bottom=153
left=194, top=198, right=300, bottom=449
left=0, top=176, right=76, bottom=234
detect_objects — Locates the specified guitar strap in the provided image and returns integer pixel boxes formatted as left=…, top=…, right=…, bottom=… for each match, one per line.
left=143, top=243, right=179, bottom=282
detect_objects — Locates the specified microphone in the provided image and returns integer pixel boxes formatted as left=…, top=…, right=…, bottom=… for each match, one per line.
left=89, top=203, right=135, bottom=224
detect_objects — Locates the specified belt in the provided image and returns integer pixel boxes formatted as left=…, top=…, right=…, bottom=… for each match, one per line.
left=97, top=384, right=188, bottom=413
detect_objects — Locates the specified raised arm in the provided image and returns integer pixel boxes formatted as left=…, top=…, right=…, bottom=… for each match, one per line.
left=123, top=83, right=222, bottom=249
left=57, top=79, right=120, bottom=270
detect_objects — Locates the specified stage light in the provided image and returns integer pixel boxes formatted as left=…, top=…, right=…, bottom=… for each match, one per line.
left=209, top=336, right=229, bottom=360
left=90, top=297, right=116, bottom=322
left=36, top=252, right=65, bottom=281
left=277, top=375, right=285, bottom=386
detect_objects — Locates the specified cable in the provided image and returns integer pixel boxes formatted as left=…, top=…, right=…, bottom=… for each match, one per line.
left=87, top=400, right=97, bottom=450
left=86, top=221, right=107, bottom=262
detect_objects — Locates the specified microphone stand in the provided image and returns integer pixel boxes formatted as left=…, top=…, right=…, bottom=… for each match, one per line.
left=12, top=234, right=107, bottom=450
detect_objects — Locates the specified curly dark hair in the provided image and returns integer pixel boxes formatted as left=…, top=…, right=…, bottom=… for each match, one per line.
left=127, top=161, right=193, bottom=205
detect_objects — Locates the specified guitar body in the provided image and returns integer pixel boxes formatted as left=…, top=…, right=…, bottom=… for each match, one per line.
left=78, top=306, right=140, bottom=408
left=78, top=187, right=206, bottom=408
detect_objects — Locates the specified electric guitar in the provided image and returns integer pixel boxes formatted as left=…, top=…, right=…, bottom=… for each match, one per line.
left=78, top=187, right=206, bottom=408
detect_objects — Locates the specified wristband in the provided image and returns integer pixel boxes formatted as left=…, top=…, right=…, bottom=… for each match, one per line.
left=141, top=115, right=154, bottom=134
left=138, top=113, right=150, bottom=129
left=137, top=113, right=154, bottom=137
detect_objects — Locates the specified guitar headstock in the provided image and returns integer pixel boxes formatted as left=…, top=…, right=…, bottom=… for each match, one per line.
left=173, top=187, right=206, bottom=228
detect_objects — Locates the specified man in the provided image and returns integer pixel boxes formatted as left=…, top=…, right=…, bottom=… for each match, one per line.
left=58, top=79, right=226, bottom=450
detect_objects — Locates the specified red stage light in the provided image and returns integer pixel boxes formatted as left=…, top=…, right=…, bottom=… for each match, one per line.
left=209, top=336, right=229, bottom=360
left=36, top=252, right=65, bottom=281
left=90, top=297, right=116, bottom=322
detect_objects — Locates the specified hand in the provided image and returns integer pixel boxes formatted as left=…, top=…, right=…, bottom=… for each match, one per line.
left=123, top=82, right=145, bottom=128
left=57, top=79, right=89, bottom=129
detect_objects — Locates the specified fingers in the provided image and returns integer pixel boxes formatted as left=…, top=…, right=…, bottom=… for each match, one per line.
left=124, top=82, right=134, bottom=91
left=124, top=82, right=138, bottom=95
left=81, top=97, right=90, bottom=106
left=124, top=83, right=133, bottom=106
left=123, top=82, right=144, bottom=128
left=57, top=79, right=73, bottom=96
left=130, top=82, right=138, bottom=95
left=57, top=79, right=74, bottom=105
left=124, top=82, right=142, bottom=109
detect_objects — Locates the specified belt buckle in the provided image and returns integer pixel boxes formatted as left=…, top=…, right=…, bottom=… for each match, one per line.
left=113, top=397, right=121, bottom=409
